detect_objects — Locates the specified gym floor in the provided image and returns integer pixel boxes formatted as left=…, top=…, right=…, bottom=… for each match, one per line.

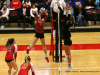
left=0, top=32, right=100, bottom=75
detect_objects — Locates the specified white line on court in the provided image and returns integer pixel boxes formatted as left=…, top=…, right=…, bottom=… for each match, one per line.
left=1, top=49, right=100, bottom=52
left=1, top=67, right=100, bottom=70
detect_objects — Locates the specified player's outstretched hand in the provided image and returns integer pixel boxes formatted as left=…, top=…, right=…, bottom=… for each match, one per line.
left=45, top=10, right=48, bottom=15
left=39, top=11, right=42, bottom=15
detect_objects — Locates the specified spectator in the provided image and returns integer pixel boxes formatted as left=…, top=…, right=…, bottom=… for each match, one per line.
left=3, top=0, right=10, bottom=8
left=44, top=0, right=51, bottom=10
left=95, top=0, right=100, bottom=9
left=74, top=3, right=86, bottom=26
left=0, top=0, right=3, bottom=9
left=72, top=0, right=84, bottom=8
left=66, top=3, right=75, bottom=27
left=0, top=0, right=1, bottom=9
left=85, top=0, right=95, bottom=26
left=44, top=0, right=51, bottom=21
left=22, top=0, right=31, bottom=9
left=30, top=4, right=38, bottom=18
left=11, top=0, right=21, bottom=10
left=0, top=4, right=9, bottom=29
left=30, top=3, right=38, bottom=27
left=66, top=3, right=74, bottom=16
left=85, top=0, right=94, bottom=7
left=19, top=3, right=30, bottom=29
left=65, top=0, right=72, bottom=6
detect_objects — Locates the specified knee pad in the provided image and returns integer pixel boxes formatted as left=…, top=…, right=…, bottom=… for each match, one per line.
left=43, top=46, right=46, bottom=50
left=14, top=70, right=18, bottom=73
left=8, top=68, right=12, bottom=71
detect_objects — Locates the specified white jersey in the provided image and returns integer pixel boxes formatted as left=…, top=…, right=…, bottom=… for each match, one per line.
left=50, top=0, right=66, bottom=13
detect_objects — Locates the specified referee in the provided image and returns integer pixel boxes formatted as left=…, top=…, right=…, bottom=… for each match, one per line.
left=50, top=0, right=66, bottom=29
left=50, top=0, right=66, bottom=62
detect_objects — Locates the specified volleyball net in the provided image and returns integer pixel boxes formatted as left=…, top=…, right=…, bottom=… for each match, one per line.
left=49, top=13, right=65, bottom=62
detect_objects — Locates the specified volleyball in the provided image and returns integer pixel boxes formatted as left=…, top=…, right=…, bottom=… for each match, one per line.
left=40, top=7, right=45, bottom=13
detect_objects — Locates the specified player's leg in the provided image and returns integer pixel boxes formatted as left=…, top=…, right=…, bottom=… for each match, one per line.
left=64, top=50, right=68, bottom=62
left=64, top=39, right=73, bottom=71
left=31, top=37, right=39, bottom=48
left=64, top=45, right=71, bottom=63
left=7, top=62, right=12, bottom=75
left=62, top=39, right=68, bottom=62
left=40, top=38, right=49, bottom=62
left=40, top=38, right=47, bottom=54
left=27, top=36, right=39, bottom=54
left=64, top=45, right=73, bottom=71
left=10, top=60, right=18, bottom=75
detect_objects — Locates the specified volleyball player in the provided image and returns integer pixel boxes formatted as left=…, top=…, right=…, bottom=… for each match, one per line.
left=63, top=13, right=73, bottom=71
left=26, top=10, right=49, bottom=62
left=18, top=56, right=35, bottom=75
left=57, top=2, right=73, bottom=71
left=5, top=38, right=18, bottom=75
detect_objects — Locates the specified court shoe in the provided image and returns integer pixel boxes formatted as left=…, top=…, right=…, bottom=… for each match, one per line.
left=67, top=63, right=73, bottom=71
left=45, top=57, right=49, bottom=62
left=1, top=25, right=5, bottom=29
left=64, top=58, right=68, bottom=62
left=26, top=48, right=29, bottom=54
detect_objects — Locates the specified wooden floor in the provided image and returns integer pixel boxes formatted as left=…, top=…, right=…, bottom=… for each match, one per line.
left=0, top=32, right=100, bottom=75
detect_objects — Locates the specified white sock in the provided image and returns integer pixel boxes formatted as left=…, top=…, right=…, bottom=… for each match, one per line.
left=45, top=54, right=47, bottom=57
left=27, top=46, right=30, bottom=49
left=27, top=45, right=32, bottom=49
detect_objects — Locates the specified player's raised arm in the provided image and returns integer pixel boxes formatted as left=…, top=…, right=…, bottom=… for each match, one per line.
left=43, top=10, right=48, bottom=22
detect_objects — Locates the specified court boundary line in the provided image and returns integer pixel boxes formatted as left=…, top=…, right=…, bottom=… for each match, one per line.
left=0, top=49, right=100, bottom=52
left=1, top=67, right=100, bottom=70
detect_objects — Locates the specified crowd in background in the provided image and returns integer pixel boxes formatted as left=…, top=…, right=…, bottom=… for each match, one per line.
left=0, top=0, right=100, bottom=29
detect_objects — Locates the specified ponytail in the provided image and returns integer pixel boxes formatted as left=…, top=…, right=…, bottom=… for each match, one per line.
left=5, top=38, right=14, bottom=48
left=25, top=56, right=31, bottom=63
left=25, top=56, right=31, bottom=67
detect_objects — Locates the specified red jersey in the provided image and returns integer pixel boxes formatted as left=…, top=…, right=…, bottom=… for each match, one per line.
left=36, top=15, right=48, bottom=33
left=11, top=0, right=21, bottom=9
left=18, top=62, right=35, bottom=75
left=5, top=44, right=17, bottom=60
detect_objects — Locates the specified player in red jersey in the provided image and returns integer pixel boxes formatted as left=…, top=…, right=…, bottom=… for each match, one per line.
left=26, top=10, right=49, bottom=62
left=18, top=56, right=35, bottom=75
left=5, top=38, right=18, bottom=75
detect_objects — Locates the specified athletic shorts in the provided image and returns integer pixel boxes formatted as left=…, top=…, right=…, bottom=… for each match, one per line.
left=5, top=59, right=14, bottom=63
left=35, top=32, right=44, bottom=39
left=64, top=39, right=72, bottom=46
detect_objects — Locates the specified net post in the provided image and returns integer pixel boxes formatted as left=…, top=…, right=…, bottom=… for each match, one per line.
left=50, top=19, right=53, bottom=55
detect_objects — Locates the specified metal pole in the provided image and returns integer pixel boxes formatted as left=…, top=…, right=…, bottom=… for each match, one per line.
left=58, top=12, right=61, bottom=75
